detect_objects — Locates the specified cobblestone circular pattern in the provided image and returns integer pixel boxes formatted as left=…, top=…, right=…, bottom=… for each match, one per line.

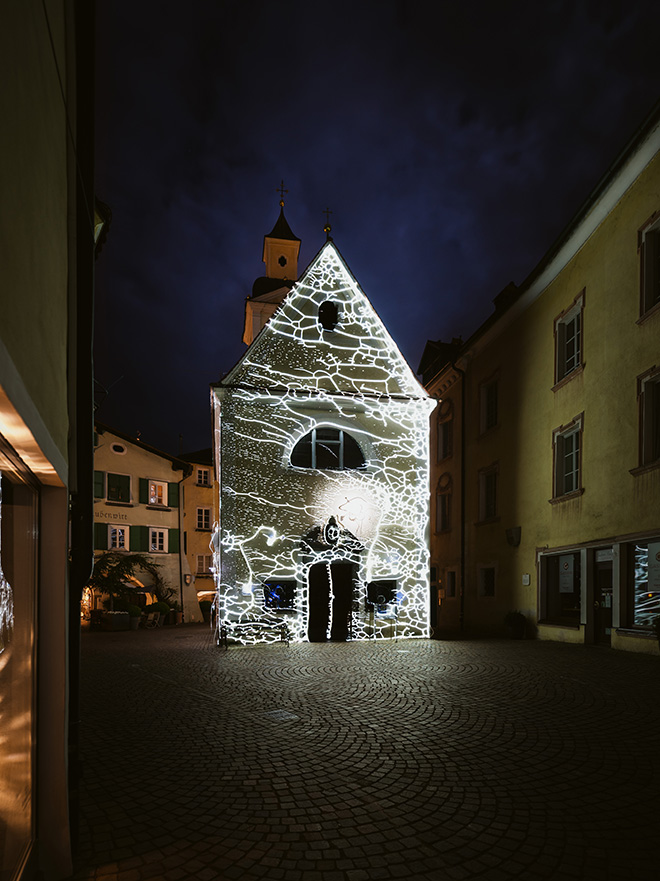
left=71, top=628, right=660, bottom=880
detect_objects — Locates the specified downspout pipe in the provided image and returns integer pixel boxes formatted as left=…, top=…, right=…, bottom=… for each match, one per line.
left=452, top=360, right=466, bottom=632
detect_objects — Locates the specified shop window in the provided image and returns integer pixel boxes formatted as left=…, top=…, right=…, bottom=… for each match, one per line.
left=478, top=464, right=498, bottom=521
left=630, top=540, right=660, bottom=627
left=541, top=552, right=581, bottom=625
left=637, top=369, right=660, bottom=468
left=639, top=215, right=660, bottom=316
left=554, top=291, right=584, bottom=385
left=435, top=473, right=452, bottom=533
left=290, top=427, right=365, bottom=470
left=196, top=507, right=211, bottom=530
left=263, top=580, right=296, bottom=610
left=479, top=377, right=498, bottom=433
left=552, top=415, right=583, bottom=500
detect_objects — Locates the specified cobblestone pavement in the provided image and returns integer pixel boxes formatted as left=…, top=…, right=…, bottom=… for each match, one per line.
left=70, top=626, right=660, bottom=881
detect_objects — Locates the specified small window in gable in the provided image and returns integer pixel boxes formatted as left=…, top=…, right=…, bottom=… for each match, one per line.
left=318, top=300, right=339, bottom=331
left=290, top=427, right=365, bottom=470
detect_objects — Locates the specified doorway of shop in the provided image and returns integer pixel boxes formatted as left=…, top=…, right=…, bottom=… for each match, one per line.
left=594, top=558, right=613, bottom=646
left=307, top=561, right=354, bottom=642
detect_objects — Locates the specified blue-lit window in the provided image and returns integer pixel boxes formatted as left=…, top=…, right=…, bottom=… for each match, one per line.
left=263, top=581, right=296, bottom=610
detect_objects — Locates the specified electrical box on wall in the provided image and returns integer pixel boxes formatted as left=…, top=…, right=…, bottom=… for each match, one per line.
left=522, top=573, right=531, bottom=586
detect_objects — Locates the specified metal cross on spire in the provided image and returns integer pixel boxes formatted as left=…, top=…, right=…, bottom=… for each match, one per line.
left=322, top=206, right=333, bottom=241
left=277, top=180, right=288, bottom=207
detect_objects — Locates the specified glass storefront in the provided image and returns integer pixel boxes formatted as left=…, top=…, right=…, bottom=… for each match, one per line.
left=541, top=551, right=581, bottom=625
left=0, top=443, right=38, bottom=881
left=631, top=540, right=660, bottom=627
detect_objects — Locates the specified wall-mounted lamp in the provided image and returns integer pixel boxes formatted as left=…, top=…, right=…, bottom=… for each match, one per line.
left=184, top=574, right=192, bottom=585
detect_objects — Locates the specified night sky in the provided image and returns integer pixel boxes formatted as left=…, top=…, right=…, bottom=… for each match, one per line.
left=94, top=0, right=660, bottom=455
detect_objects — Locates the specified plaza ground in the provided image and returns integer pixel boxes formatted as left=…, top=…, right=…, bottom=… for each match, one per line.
left=70, top=626, right=660, bottom=880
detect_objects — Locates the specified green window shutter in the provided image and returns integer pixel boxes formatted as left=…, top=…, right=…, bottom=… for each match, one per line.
left=94, top=522, right=108, bottom=550
left=168, top=528, right=180, bottom=554
left=130, top=525, right=148, bottom=552
left=168, top=482, right=179, bottom=507
left=94, top=470, right=105, bottom=498
left=139, top=478, right=149, bottom=504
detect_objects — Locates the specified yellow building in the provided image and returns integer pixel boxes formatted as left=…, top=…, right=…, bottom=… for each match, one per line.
left=179, top=448, right=217, bottom=609
left=422, top=104, right=660, bottom=654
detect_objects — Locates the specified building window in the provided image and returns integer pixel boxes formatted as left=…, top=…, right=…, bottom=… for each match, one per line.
left=263, top=580, right=296, bottom=610
left=630, top=540, right=660, bottom=627
left=540, top=552, right=581, bottom=625
left=196, top=507, right=211, bottom=530
left=196, top=468, right=211, bottom=486
left=637, top=368, right=660, bottom=468
left=107, top=472, right=130, bottom=503
left=478, top=464, right=498, bottom=521
left=639, top=215, right=660, bottom=316
left=290, top=427, right=365, bottom=470
left=109, top=526, right=127, bottom=549
left=150, top=528, right=167, bottom=553
left=445, top=570, right=457, bottom=598
left=479, top=377, right=498, bottom=433
left=552, top=415, right=583, bottom=499
left=436, top=399, right=453, bottom=462
left=318, top=300, right=339, bottom=330
left=435, top=473, right=452, bottom=533
left=196, top=554, right=213, bottom=576
left=554, top=291, right=584, bottom=385
left=478, top=566, right=496, bottom=597
left=149, top=480, right=167, bottom=506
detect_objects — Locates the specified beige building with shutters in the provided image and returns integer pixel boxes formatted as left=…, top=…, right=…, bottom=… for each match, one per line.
left=93, top=423, right=198, bottom=618
left=179, top=448, right=217, bottom=605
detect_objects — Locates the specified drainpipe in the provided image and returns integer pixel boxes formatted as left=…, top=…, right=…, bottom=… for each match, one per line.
left=452, top=361, right=466, bottom=632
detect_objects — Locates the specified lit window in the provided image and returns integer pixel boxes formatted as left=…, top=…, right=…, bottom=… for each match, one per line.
left=639, top=217, right=660, bottom=316
left=290, top=428, right=365, bottom=470
left=149, top=480, right=167, bottom=506
left=196, top=554, right=213, bottom=575
left=638, top=369, right=660, bottom=467
left=109, top=526, right=127, bottom=549
left=479, top=378, right=498, bottom=433
left=478, top=464, right=498, bottom=521
left=197, top=468, right=211, bottom=486
left=150, top=528, right=166, bottom=553
left=196, top=507, right=211, bottom=530
left=435, top=473, right=452, bottom=533
left=553, top=416, right=583, bottom=499
left=554, top=291, right=584, bottom=385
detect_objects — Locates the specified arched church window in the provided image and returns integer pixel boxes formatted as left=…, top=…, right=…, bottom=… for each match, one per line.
left=290, top=427, right=365, bottom=470
left=318, top=300, right=339, bottom=331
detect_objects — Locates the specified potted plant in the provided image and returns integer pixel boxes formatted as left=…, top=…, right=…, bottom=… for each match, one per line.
left=127, top=603, right=142, bottom=631
left=199, top=599, right=212, bottom=624
left=167, top=601, right=183, bottom=625
left=504, top=610, right=527, bottom=639
left=152, top=601, right=170, bottom=625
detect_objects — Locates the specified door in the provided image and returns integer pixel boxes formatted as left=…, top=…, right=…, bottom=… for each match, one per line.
left=594, top=560, right=613, bottom=646
left=307, top=561, right=354, bottom=642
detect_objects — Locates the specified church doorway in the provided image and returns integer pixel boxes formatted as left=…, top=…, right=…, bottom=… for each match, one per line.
left=307, top=561, right=354, bottom=642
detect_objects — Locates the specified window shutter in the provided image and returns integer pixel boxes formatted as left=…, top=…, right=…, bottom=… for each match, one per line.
left=139, top=478, right=148, bottom=504
left=168, top=482, right=179, bottom=507
left=168, top=528, right=180, bottom=554
left=94, top=470, right=104, bottom=498
left=94, top=522, right=108, bottom=550
left=130, top=525, right=148, bottom=552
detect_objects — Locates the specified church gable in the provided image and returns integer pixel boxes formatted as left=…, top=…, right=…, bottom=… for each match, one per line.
left=225, top=242, right=425, bottom=399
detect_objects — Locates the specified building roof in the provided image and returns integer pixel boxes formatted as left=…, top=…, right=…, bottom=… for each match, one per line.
left=95, top=422, right=193, bottom=476
left=266, top=207, right=300, bottom=242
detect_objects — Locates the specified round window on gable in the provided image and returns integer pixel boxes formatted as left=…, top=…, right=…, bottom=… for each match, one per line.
left=318, top=300, right=339, bottom=331
left=111, top=443, right=126, bottom=455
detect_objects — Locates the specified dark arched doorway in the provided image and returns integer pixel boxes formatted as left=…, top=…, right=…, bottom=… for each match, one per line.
left=307, top=561, right=354, bottom=642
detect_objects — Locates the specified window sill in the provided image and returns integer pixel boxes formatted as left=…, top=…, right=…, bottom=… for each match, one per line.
left=195, top=528, right=212, bottom=533
left=146, top=504, right=171, bottom=511
left=195, top=573, right=213, bottom=578
left=548, top=488, right=584, bottom=505
left=475, top=516, right=500, bottom=526
left=636, top=299, right=660, bottom=325
left=551, top=363, right=584, bottom=393
left=538, top=620, right=581, bottom=630
left=614, top=627, right=656, bottom=639
left=105, top=500, right=133, bottom=507
left=629, top=460, right=660, bottom=476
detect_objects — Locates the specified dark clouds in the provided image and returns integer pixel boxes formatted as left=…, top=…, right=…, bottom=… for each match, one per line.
left=94, top=0, right=660, bottom=453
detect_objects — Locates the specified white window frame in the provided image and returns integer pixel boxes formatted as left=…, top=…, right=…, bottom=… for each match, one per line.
left=552, top=414, right=584, bottom=500
left=196, top=506, right=211, bottom=530
left=108, top=525, right=128, bottom=550
left=196, top=468, right=211, bottom=486
left=149, top=528, right=167, bottom=553
left=639, top=214, right=660, bottom=317
left=554, top=291, right=584, bottom=385
left=196, top=554, right=213, bottom=575
left=149, top=480, right=167, bottom=507
left=478, top=464, right=498, bottom=522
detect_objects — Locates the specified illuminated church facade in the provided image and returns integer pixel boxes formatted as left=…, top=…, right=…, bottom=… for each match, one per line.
left=211, top=209, right=435, bottom=644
